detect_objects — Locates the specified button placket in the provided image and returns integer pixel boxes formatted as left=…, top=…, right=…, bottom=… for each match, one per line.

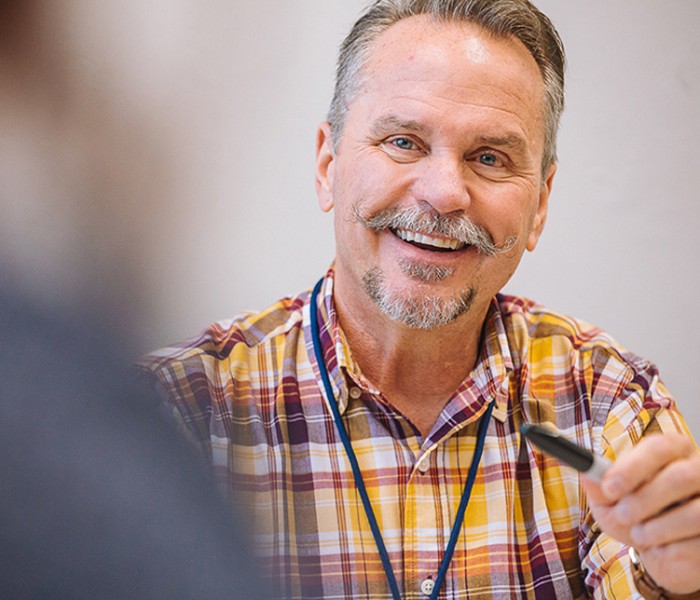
left=412, top=447, right=440, bottom=599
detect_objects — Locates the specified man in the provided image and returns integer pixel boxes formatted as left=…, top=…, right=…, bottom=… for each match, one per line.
left=139, top=1, right=700, bottom=598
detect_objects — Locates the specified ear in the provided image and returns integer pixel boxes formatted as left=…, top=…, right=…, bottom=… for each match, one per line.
left=315, top=121, right=335, bottom=213
left=526, top=162, right=556, bottom=252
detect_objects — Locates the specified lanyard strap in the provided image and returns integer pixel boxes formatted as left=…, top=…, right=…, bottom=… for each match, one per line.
left=310, top=278, right=494, bottom=600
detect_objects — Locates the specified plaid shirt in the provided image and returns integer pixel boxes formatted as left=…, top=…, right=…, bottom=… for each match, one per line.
left=138, top=268, right=693, bottom=599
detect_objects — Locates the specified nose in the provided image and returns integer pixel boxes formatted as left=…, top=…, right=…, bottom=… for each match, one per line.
left=411, top=152, right=471, bottom=215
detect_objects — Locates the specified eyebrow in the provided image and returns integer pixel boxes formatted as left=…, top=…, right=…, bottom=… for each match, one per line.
left=473, top=133, right=528, bottom=153
left=369, top=115, right=426, bottom=138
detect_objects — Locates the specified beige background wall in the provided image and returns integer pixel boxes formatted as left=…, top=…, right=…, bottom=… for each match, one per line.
left=2, top=1, right=698, bottom=436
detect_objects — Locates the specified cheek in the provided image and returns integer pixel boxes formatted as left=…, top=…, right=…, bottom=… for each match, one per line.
left=331, top=201, right=370, bottom=253
left=472, top=201, right=525, bottom=246
left=479, top=184, right=540, bottom=240
left=336, top=154, right=408, bottom=210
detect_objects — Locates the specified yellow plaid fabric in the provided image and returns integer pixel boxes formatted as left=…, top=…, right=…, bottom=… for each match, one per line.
left=138, top=268, right=693, bottom=599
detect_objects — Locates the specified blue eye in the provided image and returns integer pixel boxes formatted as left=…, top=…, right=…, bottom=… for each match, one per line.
left=479, top=153, right=498, bottom=166
left=393, top=137, right=414, bottom=150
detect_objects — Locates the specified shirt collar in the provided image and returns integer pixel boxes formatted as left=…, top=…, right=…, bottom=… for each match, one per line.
left=307, top=268, right=512, bottom=424
left=305, top=267, right=350, bottom=415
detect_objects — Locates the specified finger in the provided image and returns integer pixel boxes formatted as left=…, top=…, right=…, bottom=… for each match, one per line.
left=614, top=451, right=700, bottom=526
left=602, top=433, right=696, bottom=500
left=630, top=495, right=700, bottom=549
left=580, top=475, right=612, bottom=506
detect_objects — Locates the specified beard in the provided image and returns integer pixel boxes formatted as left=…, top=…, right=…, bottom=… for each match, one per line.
left=362, top=266, right=477, bottom=330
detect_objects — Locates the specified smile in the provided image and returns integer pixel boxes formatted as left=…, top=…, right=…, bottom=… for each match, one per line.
left=392, top=228, right=466, bottom=252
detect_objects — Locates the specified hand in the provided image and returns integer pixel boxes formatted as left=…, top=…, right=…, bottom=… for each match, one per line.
left=581, top=433, right=700, bottom=594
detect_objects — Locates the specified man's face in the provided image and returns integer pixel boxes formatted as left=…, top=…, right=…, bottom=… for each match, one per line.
left=315, top=15, right=555, bottom=329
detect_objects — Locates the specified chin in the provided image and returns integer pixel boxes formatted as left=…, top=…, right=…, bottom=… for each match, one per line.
left=362, top=267, right=477, bottom=330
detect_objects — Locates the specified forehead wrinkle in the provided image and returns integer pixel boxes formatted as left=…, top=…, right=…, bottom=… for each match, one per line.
left=361, top=75, right=543, bottom=134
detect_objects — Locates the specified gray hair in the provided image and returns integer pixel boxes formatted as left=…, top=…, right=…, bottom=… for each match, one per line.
left=327, top=0, right=566, bottom=176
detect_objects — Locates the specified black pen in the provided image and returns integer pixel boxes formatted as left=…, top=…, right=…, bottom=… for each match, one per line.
left=520, top=423, right=612, bottom=483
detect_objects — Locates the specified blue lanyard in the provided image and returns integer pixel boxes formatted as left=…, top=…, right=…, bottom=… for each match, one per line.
left=310, top=278, right=495, bottom=600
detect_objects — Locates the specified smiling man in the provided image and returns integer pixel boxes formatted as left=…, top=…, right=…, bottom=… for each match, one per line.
left=314, top=12, right=554, bottom=438
left=139, top=1, right=700, bottom=598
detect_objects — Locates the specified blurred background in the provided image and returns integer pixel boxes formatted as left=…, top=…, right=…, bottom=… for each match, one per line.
left=1, top=0, right=698, bottom=436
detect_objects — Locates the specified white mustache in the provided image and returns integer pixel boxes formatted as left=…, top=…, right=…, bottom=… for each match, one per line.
left=353, top=205, right=516, bottom=257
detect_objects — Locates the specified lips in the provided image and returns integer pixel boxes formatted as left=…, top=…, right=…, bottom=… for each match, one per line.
left=392, top=227, right=466, bottom=252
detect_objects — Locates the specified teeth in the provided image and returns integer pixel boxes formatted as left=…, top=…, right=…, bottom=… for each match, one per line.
left=395, top=228, right=464, bottom=250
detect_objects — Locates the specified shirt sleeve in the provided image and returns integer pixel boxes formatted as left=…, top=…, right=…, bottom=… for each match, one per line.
left=580, top=358, right=696, bottom=598
left=134, top=360, right=215, bottom=462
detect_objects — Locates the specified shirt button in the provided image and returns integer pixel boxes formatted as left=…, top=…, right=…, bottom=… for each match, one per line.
left=420, top=578, right=435, bottom=596
left=349, top=387, right=362, bottom=399
left=417, top=458, right=430, bottom=474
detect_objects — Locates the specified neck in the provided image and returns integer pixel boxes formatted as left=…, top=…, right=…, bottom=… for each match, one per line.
left=333, top=277, right=490, bottom=437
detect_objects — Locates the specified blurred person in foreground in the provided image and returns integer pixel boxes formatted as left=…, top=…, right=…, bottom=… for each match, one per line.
left=0, top=1, right=264, bottom=598
left=138, top=0, right=700, bottom=598
left=0, top=290, right=264, bottom=599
